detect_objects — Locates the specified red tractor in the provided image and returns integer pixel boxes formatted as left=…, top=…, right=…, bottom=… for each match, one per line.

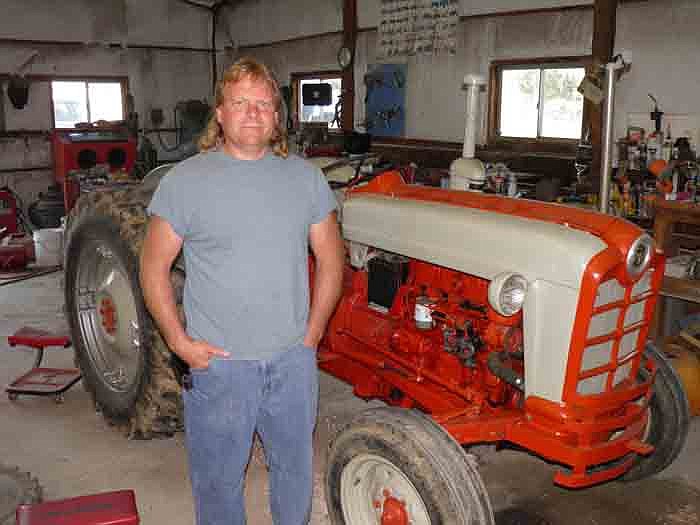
left=319, top=171, right=688, bottom=524
left=62, top=166, right=689, bottom=525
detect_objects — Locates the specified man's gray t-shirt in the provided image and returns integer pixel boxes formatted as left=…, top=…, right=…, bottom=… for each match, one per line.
left=147, top=150, right=337, bottom=360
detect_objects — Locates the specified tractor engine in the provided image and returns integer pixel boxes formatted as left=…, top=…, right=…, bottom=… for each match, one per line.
left=323, top=246, right=524, bottom=413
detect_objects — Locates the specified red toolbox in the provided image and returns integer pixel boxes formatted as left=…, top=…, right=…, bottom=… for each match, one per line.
left=16, top=489, right=139, bottom=525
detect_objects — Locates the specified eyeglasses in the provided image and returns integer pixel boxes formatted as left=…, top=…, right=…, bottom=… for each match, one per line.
left=225, top=98, right=275, bottom=113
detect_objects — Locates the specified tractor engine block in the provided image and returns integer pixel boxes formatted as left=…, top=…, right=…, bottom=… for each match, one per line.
left=321, top=247, right=524, bottom=413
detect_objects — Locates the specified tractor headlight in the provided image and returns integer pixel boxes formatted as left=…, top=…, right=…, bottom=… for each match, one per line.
left=626, top=234, right=654, bottom=278
left=488, top=273, right=528, bottom=317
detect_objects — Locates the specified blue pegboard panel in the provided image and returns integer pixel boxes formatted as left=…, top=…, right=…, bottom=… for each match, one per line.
left=364, top=64, right=407, bottom=137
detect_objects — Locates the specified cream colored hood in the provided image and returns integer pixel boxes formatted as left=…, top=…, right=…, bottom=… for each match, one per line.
left=342, top=193, right=607, bottom=290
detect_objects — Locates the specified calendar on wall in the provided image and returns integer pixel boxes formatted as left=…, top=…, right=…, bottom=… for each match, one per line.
left=378, top=0, right=459, bottom=59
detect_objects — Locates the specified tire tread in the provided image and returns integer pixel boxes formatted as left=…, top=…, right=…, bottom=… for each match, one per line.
left=64, top=189, right=183, bottom=439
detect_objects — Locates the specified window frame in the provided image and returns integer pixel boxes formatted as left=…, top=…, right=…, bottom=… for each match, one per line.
left=50, top=76, right=128, bottom=130
left=290, top=70, right=344, bottom=132
left=487, top=56, right=591, bottom=150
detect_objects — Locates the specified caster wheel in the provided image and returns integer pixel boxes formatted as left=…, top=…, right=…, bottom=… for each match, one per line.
left=54, top=393, right=65, bottom=404
left=8, top=392, right=18, bottom=401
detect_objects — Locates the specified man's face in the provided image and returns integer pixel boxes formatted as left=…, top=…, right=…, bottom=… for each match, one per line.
left=216, top=76, right=279, bottom=157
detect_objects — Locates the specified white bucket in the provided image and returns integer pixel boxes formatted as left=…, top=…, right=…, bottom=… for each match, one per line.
left=33, top=227, right=64, bottom=267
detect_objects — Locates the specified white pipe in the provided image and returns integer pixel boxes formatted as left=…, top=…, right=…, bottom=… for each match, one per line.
left=600, top=60, right=625, bottom=214
left=462, top=74, right=486, bottom=159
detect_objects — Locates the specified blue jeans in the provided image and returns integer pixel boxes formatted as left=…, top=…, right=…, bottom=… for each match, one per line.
left=183, top=344, right=319, bottom=525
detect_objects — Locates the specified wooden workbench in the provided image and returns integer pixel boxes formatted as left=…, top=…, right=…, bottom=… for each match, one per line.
left=651, top=198, right=700, bottom=338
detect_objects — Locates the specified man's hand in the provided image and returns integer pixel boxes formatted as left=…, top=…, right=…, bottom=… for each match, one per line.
left=173, top=336, right=230, bottom=370
left=302, top=333, right=322, bottom=350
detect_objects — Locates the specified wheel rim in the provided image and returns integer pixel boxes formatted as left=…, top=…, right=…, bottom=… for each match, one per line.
left=340, top=453, right=431, bottom=525
left=74, top=239, right=142, bottom=393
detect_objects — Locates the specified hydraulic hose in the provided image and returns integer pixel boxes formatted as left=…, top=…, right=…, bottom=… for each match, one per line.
left=487, top=351, right=525, bottom=391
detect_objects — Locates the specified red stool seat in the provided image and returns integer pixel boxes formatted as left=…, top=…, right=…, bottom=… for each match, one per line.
left=8, top=327, right=71, bottom=349
left=16, top=490, right=139, bottom=525
left=5, top=326, right=80, bottom=402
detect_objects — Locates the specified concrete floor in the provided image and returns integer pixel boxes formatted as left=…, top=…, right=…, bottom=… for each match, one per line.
left=1, top=272, right=699, bottom=525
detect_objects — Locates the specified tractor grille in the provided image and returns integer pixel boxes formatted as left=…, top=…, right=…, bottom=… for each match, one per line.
left=576, top=268, right=655, bottom=396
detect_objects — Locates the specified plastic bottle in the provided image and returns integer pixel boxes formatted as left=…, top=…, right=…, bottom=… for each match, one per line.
left=646, top=140, right=658, bottom=166
left=507, top=172, right=517, bottom=197
left=663, top=123, right=673, bottom=162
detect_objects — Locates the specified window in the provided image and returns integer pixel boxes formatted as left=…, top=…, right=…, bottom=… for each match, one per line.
left=490, top=59, right=587, bottom=142
left=291, top=72, right=343, bottom=130
left=51, top=79, right=126, bottom=129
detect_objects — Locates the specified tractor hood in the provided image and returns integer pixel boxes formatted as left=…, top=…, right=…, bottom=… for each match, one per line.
left=341, top=175, right=613, bottom=290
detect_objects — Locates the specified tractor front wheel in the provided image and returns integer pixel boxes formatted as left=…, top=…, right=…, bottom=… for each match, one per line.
left=325, top=407, right=494, bottom=525
left=621, top=343, right=690, bottom=481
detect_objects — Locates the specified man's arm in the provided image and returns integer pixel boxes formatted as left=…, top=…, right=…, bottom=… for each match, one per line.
left=140, top=215, right=229, bottom=368
left=304, top=211, right=345, bottom=349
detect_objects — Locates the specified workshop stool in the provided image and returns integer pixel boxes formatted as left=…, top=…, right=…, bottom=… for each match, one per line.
left=16, top=489, right=139, bottom=525
left=5, top=326, right=81, bottom=403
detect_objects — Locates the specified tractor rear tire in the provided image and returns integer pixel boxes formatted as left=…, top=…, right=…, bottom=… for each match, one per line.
left=325, top=407, right=494, bottom=525
left=621, top=343, right=690, bottom=481
left=64, top=190, right=183, bottom=438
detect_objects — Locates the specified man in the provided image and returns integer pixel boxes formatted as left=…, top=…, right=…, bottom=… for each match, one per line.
left=139, top=57, right=344, bottom=525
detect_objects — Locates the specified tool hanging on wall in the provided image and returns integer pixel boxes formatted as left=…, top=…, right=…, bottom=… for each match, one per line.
left=577, top=68, right=604, bottom=105
left=370, top=105, right=402, bottom=130
left=648, top=93, right=664, bottom=134
left=364, top=70, right=406, bottom=104
left=364, top=72, right=385, bottom=103
left=280, top=86, right=293, bottom=131
left=6, top=50, right=39, bottom=110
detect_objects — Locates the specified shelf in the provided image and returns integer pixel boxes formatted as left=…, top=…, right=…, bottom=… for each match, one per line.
left=661, top=275, right=700, bottom=304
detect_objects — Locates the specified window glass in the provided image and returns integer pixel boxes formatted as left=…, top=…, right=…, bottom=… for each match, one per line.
left=496, top=64, right=585, bottom=140
left=52, top=81, right=88, bottom=128
left=499, top=69, right=540, bottom=138
left=540, top=68, right=585, bottom=139
left=88, top=82, right=124, bottom=122
left=52, top=80, right=124, bottom=128
left=299, top=77, right=342, bottom=129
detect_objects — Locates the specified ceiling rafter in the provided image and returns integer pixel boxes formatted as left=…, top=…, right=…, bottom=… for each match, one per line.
left=177, top=0, right=240, bottom=11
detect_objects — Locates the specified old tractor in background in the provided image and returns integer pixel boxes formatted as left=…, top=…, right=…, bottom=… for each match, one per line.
left=62, top=162, right=689, bottom=525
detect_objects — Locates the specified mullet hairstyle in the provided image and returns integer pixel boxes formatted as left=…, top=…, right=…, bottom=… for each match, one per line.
left=198, top=57, right=288, bottom=158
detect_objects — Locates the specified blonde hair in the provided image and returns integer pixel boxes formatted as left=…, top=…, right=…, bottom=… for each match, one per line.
left=198, top=57, right=288, bottom=158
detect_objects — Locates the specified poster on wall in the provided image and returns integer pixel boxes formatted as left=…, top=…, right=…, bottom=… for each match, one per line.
left=378, top=0, right=459, bottom=59
left=364, top=64, right=407, bottom=138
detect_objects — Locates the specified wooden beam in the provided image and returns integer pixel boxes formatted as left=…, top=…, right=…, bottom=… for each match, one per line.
left=586, top=0, right=617, bottom=183
left=342, top=0, right=357, bottom=132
